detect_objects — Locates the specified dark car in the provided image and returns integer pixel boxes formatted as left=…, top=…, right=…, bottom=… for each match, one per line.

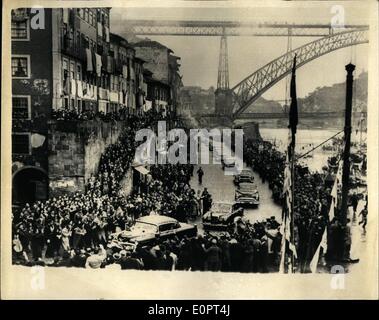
left=235, top=182, right=259, bottom=207
left=234, top=169, right=254, bottom=185
left=202, top=202, right=244, bottom=231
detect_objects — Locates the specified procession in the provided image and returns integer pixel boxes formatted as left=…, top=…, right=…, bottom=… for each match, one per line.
left=9, top=6, right=369, bottom=277
left=11, top=105, right=368, bottom=273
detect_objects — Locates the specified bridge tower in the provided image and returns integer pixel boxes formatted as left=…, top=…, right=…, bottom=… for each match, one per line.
left=215, top=29, right=233, bottom=120
left=217, top=32, right=229, bottom=90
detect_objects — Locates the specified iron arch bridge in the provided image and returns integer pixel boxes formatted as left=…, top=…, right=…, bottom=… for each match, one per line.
left=231, top=28, right=369, bottom=118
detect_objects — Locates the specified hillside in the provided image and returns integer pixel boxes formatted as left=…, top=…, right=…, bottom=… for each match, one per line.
left=298, top=71, right=368, bottom=113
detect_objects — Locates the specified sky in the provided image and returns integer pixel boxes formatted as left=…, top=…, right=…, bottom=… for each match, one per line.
left=111, top=2, right=370, bottom=100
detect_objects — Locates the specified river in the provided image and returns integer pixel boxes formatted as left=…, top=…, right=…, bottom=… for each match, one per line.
left=259, top=128, right=366, bottom=172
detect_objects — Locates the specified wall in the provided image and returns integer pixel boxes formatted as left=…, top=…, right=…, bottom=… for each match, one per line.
left=48, top=120, right=123, bottom=196
left=135, top=46, right=169, bottom=84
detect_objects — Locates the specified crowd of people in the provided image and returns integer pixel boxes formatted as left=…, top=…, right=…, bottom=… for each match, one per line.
left=12, top=111, right=163, bottom=264
left=244, top=138, right=366, bottom=272
left=52, top=108, right=178, bottom=122
left=12, top=112, right=365, bottom=273
left=12, top=108, right=283, bottom=273
left=52, top=108, right=130, bottom=122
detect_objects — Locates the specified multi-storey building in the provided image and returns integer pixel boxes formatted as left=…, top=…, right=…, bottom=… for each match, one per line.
left=133, top=39, right=182, bottom=117
left=109, top=32, right=130, bottom=113
left=168, top=54, right=183, bottom=116
left=11, top=8, right=53, bottom=204
left=143, top=69, right=171, bottom=117
left=53, top=7, right=112, bottom=113
left=11, top=8, right=182, bottom=205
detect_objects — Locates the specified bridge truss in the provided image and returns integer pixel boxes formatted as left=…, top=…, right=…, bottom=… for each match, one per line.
left=231, top=28, right=369, bottom=118
left=125, top=20, right=367, bottom=37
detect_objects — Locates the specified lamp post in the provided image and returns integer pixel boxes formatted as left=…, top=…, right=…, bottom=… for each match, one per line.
left=340, top=63, right=355, bottom=226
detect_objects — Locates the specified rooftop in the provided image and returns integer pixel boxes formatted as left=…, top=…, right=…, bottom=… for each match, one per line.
left=110, top=33, right=129, bottom=47
left=134, top=39, right=173, bottom=53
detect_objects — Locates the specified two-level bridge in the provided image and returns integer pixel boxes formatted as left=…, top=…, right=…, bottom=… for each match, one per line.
left=125, top=19, right=369, bottom=120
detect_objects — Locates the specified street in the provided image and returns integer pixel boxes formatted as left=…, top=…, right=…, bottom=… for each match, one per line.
left=189, top=148, right=282, bottom=225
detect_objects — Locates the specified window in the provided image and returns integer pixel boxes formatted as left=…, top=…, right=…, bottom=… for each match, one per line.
left=62, top=58, right=69, bottom=95
left=75, top=31, right=80, bottom=50
left=114, top=76, right=119, bottom=91
left=11, top=55, right=30, bottom=78
left=78, top=8, right=84, bottom=19
left=159, top=223, right=174, bottom=232
left=89, top=11, right=94, bottom=26
left=11, top=20, right=29, bottom=40
left=12, top=133, right=30, bottom=154
left=77, top=99, right=82, bottom=113
left=64, top=97, right=69, bottom=109
left=76, top=64, right=82, bottom=80
left=12, top=96, right=30, bottom=119
left=70, top=61, right=75, bottom=80
left=84, top=8, right=88, bottom=23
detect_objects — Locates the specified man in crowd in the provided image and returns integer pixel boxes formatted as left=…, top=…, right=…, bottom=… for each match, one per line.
left=197, top=167, right=204, bottom=185
left=85, top=244, right=107, bottom=269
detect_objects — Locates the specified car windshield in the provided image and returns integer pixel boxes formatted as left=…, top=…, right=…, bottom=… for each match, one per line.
left=212, top=203, right=232, bottom=213
left=132, top=221, right=158, bottom=233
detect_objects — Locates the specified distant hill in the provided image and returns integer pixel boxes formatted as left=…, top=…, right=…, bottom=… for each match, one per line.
left=245, top=97, right=283, bottom=113
left=298, top=71, right=368, bottom=113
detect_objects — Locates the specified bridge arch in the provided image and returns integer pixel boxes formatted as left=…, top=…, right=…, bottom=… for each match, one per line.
left=231, top=29, right=369, bottom=118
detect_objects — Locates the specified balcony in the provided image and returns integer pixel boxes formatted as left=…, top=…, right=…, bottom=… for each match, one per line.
left=61, top=36, right=86, bottom=61
left=99, top=88, right=109, bottom=100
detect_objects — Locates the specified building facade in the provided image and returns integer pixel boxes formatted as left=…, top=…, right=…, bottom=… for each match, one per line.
left=11, top=8, right=182, bottom=205
left=11, top=8, right=53, bottom=204
left=133, top=39, right=182, bottom=117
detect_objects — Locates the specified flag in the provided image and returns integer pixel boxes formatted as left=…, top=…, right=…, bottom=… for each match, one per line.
left=289, top=55, right=298, bottom=139
left=310, top=228, right=327, bottom=273
left=279, top=135, right=298, bottom=273
left=310, top=159, right=342, bottom=272
left=279, top=56, right=299, bottom=273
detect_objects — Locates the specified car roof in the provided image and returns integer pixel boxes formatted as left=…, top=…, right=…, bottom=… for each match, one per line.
left=238, top=182, right=256, bottom=189
left=137, top=215, right=178, bottom=226
left=240, top=170, right=253, bottom=175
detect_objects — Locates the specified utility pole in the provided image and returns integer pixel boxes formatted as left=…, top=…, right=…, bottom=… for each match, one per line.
left=340, top=63, right=355, bottom=225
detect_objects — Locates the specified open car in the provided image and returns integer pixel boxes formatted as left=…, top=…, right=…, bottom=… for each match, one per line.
left=202, top=202, right=244, bottom=231
left=109, top=215, right=197, bottom=246
left=234, top=169, right=254, bottom=185
left=235, top=182, right=260, bottom=207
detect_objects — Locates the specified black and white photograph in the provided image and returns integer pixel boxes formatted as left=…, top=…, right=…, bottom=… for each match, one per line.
left=1, top=0, right=378, bottom=300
